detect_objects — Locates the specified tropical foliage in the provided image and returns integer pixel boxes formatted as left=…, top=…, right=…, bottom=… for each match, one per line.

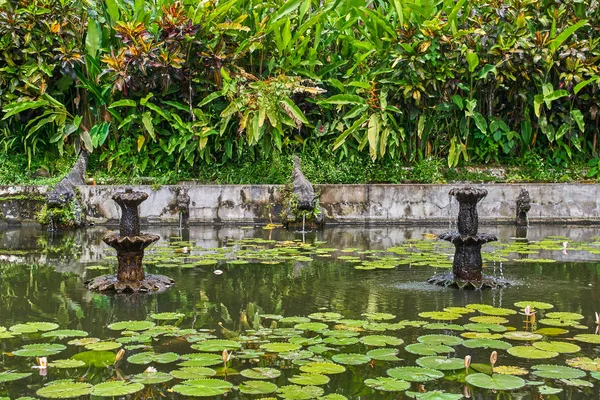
left=0, top=0, right=599, bottom=176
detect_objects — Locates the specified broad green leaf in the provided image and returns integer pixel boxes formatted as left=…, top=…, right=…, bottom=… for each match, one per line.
left=37, top=381, right=93, bottom=398
left=142, top=111, right=155, bottom=141
left=321, top=94, right=366, bottom=105
left=85, top=18, right=101, bottom=58
left=549, top=20, right=588, bottom=53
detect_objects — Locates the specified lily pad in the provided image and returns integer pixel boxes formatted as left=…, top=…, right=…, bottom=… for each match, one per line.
left=465, top=373, right=525, bottom=390
left=331, top=353, right=371, bottom=365
left=416, top=356, right=464, bottom=370
left=300, top=362, right=346, bottom=375
left=170, top=367, right=217, bottom=379
left=179, top=353, right=222, bottom=367
left=48, top=359, right=86, bottom=369
left=539, top=385, right=562, bottom=395
left=534, top=328, right=569, bottom=336
left=463, top=323, right=507, bottom=333
left=171, top=379, right=233, bottom=397
left=362, top=312, right=396, bottom=321
left=573, top=334, right=600, bottom=344
left=150, top=312, right=185, bottom=320
left=366, top=348, right=401, bottom=361
left=405, top=343, right=454, bottom=356
left=295, top=322, right=328, bottom=331
left=13, top=343, right=66, bottom=357
left=72, top=350, right=116, bottom=367
left=364, top=377, right=410, bottom=391
left=91, top=381, right=144, bottom=397
left=479, top=307, right=517, bottom=316
left=85, top=341, right=122, bottom=351
left=493, top=366, right=529, bottom=375
left=503, top=331, right=543, bottom=341
left=462, top=338, right=512, bottom=350
left=277, top=385, right=324, bottom=399
left=566, top=357, right=600, bottom=371
left=514, top=301, right=554, bottom=310
left=417, top=334, right=463, bottom=346
left=533, top=341, right=580, bottom=353
left=10, top=322, right=59, bottom=334
left=239, top=380, right=278, bottom=394
left=108, top=320, right=155, bottom=331
left=127, top=352, right=180, bottom=365
left=507, top=346, right=558, bottom=359
left=560, top=378, right=593, bottom=387
left=538, top=319, right=579, bottom=327
left=469, top=316, right=508, bottom=324
left=545, top=312, right=584, bottom=320
left=360, top=335, right=403, bottom=347
left=36, top=381, right=93, bottom=398
left=0, top=372, right=31, bottom=383
left=241, top=367, right=282, bottom=379
left=131, top=371, right=173, bottom=384
left=405, top=390, right=463, bottom=399
left=288, top=373, right=330, bottom=385
left=418, top=311, right=461, bottom=321
left=387, top=366, right=444, bottom=382
left=42, top=329, right=88, bottom=339
left=192, top=339, right=242, bottom=352
left=531, top=364, right=586, bottom=379
left=307, top=312, right=342, bottom=321
left=260, top=342, right=302, bottom=353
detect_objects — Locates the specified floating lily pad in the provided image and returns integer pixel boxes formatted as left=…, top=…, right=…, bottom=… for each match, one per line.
left=405, top=343, right=454, bottom=356
left=503, top=331, right=543, bottom=341
left=108, top=320, right=155, bottom=331
left=362, top=312, right=396, bottom=321
left=239, top=380, right=278, bottom=394
left=538, top=385, right=562, bottom=395
left=300, top=362, right=346, bottom=375
left=280, top=317, right=311, bottom=324
left=49, top=359, right=86, bottom=369
left=288, top=373, right=330, bottom=385
left=573, top=334, right=600, bottom=344
left=331, top=353, right=371, bottom=365
left=493, top=366, right=529, bottom=375
left=561, top=378, right=593, bottom=387
left=405, top=390, right=463, bottom=399
left=277, top=385, right=324, bottom=399
left=469, top=316, right=508, bottom=324
left=463, top=323, right=507, bottom=333
left=85, top=341, right=122, bottom=351
left=545, top=312, right=584, bottom=320
left=566, top=357, right=600, bottom=371
left=533, top=341, right=580, bottom=353
left=387, top=366, right=444, bottom=382
left=72, top=350, right=116, bottom=367
left=479, top=307, right=517, bottom=316
left=417, top=335, right=463, bottom=346
left=13, top=343, right=66, bottom=357
left=444, top=307, right=474, bottom=314
left=360, top=335, right=404, bottom=347
left=514, top=301, right=554, bottom=310
left=131, top=371, right=173, bottom=384
left=322, top=337, right=359, bottom=346
left=91, top=381, right=144, bottom=397
left=538, top=319, right=578, bottom=327
left=294, top=322, right=328, bottom=332
left=0, top=372, right=31, bottom=383
left=507, top=346, right=558, bottom=359
left=171, top=379, right=233, bottom=397
left=424, top=323, right=464, bottom=331
left=10, top=322, right=59, bottom=334
left=465, top=373, right=525, bottom=390
left=192, top=340, right=242, bottom=352
left=416, top=356, right=464, bottom=370
left=127, top=352, right=179, bottom=365
left=279, top=350, right=314, bottom=360
left=37, top=381, right=93, bottom=398
left=42, top=329, right=88, bottom=339
left=150, top=312, right=185, bottom=320
left=534, top=328, right=569, bottom=336
left=308, top=312, right=342, bottom=321
left=418, top=312, right=461, bottom=321
left=462, top=338, right=512, bottom=350
left=531, top=364, right=586, bottom=379
left=170, top=367, right=217, bottom=379
left=364, top=377, right=410, bottom=391
left=366, top=348, right=401, bottom=361
left=179, top=353, right=222, bottom=367
left=241, top=368, right=282, bottom=379
left=260, top=342, right=302, bottom=353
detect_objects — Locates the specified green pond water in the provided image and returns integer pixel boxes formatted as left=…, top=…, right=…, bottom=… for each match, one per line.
left=0, top=225, right=600, bottom=399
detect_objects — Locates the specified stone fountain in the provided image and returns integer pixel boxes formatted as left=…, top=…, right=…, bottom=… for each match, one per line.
left=429, top=187, right=507, bottom=289
left=86, top=189, right=174, bottom=292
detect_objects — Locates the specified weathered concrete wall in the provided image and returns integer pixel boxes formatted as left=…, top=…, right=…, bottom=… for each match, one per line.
left=0, top=186, right=47, bottom=224
left=2, top=183, right=600, bottom=225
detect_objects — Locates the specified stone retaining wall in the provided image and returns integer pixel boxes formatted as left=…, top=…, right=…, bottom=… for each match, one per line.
left=1, top=183, right=599, bottom=225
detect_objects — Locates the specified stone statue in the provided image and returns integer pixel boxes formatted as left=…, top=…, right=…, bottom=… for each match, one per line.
left=284, top=155, right=323, bottom=228
left=516, top=188, right=531, bottom=227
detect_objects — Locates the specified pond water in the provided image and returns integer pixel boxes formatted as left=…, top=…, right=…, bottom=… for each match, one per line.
left=1, top=224, right=600, bottom=399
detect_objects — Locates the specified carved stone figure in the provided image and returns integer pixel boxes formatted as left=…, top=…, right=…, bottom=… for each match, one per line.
left=516, top=188, right=531, bottom=227
left=284, top=155, right=324, bottom=228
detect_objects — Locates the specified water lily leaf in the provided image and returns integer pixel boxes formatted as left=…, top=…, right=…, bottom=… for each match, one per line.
left=503, top=331, right=543, bottom=341
left=279, top=350, right=315, bottom=360
left=360, top=335, right=403, bottom=346
left=444, top=307, right=474, bottom=314
left=387, top=366, right=444, bottom=382
left=545, top=312, right=584, bottom=320
left=462, top=332, right=504, bottom=339
left=10, top=322, right=59, bottom=333
left=493, top=366, right=529, bottom=375
left=260, top=342, right=302, bottom=353
left=179, top=353, right=222, bottom=367
left=462, top=338, right=512, bottom=350
left=418, top=312, right=461, bottom=321
left=150, top=312, right=185, bottom=320
left=538, top=318, right=578, bottom=327
left=239, top=380, right=278, bottom=394
left=405, top=391, right=463, bottom=399
left=85, top=341, right=122, bottom=351
left=295, top=322, right=328, bottom=332
left=424, top=323, right=464, bottom=331
left=364, top=377, right=410, bottom=391
left=591, top=371, right=600, bottom=380
left=318, top=394, right=347, bottom=399
left=465, top=373, right=525, bottom=390
left=0, top=372, right=31, bottom=383
left=127, top=352, right=180, bottom=364
left=534, top=328, right=569, bottom=336
left=463, top=323, right=507, bottom=333
left=531, top=364, right=586, bottom=379
left=289, top=373, right=330, bottom=385
left=36, top=381, right=93, bottom=398
left=280, top=317, right=311, bottom=324
left=538, top=385, right=562, bottom=394
left=514, top=301, right=554, bottom=310
left=300, top=362, right=346, bottom=375
left=170, top=367, right=217, bottom=379
left=507, top=346, right=558, bottom=359
left=309, top=345, right=336, bottom=354
left=108, top=320, right=155, bottom=331
left=566, top=357, right=600, bottom=371
left=417, top=335, right=463, bottom=346
left=561, top=378, right=593, bottom=387
left=241, top=367, right=282, bottom=379
left=171, top=379, right=233, bottom=396
left=465, top=304, right=495, bottom=311
left=131, top=371, right=173, bottom=384
left=42, top=329, right=88, bottom=339
left=277, top=385, right=324, bottom=399
left=91, top=381, right=144, bottom=397
left=573, top=334, right=600, bottom=344
left=469, top=316, right=508, bottom=324
left=192, top=340, right=242, bottom=352
left=362, top=312, right=396, bottom=321
left=72, top=350, right=116, bottom=367
left=366, top=348, right=401, bottom=361
left=68, top=337, right=100, bottom=346
left=416, top=356, right=464, bottom=370
left=331, top=353, right=371, bottom=365
left=322, top=337, right=359, bottom=346
left=49, top=359, right=86, bottom=369
left=308, top=312, right=343, bottom=321
left=479, top=308, right=517, bottom=316
left=13, top=343, right=66, bottom=357
left=405, top=343, right=454, bottom=355
left=533, top=341, right=580, bottom=353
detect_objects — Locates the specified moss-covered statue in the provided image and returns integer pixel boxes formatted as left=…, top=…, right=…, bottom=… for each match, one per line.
left=282, top=155, right=324, bottom=230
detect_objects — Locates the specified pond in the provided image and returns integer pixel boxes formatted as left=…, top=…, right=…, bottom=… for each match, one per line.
left=1, top=224, right=600, bottom=399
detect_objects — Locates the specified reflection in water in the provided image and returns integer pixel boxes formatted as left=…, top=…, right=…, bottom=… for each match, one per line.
left=1, top=225, right=600, bottom=398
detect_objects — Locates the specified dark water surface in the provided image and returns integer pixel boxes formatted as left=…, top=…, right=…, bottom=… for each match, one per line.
left=1, top=224, right=600, bottom=399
